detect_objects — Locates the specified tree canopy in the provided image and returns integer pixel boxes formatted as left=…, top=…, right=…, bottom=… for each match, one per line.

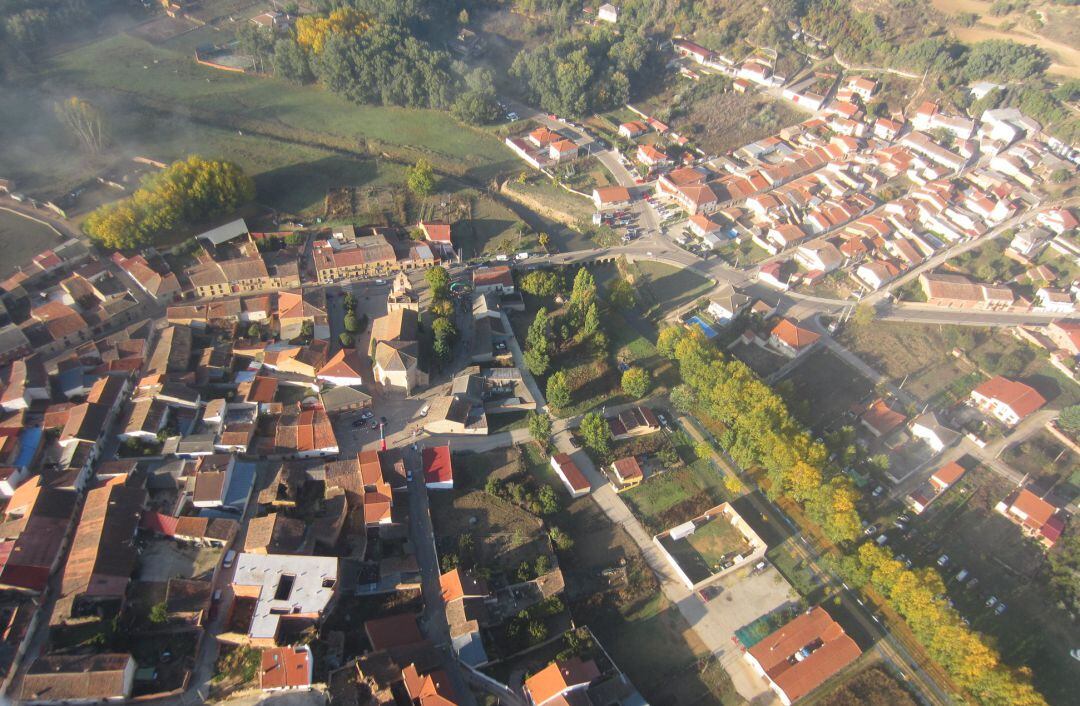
left=83, top=155, right=255, bottom=250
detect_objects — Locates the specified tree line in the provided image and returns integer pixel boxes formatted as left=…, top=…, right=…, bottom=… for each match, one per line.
left=83, top=155, right=255, bottom=250
left=657, top=324, right=1048, bottom=705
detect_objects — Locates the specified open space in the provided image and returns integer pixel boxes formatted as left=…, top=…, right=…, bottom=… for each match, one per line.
left=779, top=348, right=876, bottom=434
left=0, top=209, right=66, bottom=278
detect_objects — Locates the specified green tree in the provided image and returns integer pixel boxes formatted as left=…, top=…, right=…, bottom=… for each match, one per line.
left=546, top=371, right=571, bottom=410
left=339, top=332, right=354, bottom=347
left=247, top=323, right=260, bottom=339
left=621, top=367, right=650, bottom=399
left=451, top=89, right=501, bottom=125
left=149, top=602, right=169, bottom=625
left=407, top=158, right=437, bottom=197
left=538, top=485, right=558, bottom=515
left=273, top=38, right=313, bottom=83
left=432, top=316, right=456, bottom=364
left=853, top=304, right=876, bottom=327
left=670, top=383, right=696, bottom=412
left=1059, top=405, right=1080, bottom=433
left=520, top=270, right=560, bottom=297
left=579, top=412, right=611, bottom=458
left=569, top=267, right=597, bottom=321
left=528, top=412, right=553, bottom=448
left=300, top=320, right=314, bottom=339
left=549, top=526, right=574, bottom=551
left=343, top=313, right=359, bottom=333
left=424, top=265, right=451, bottom=301
left=609, top=278, right=636, bottom=309
left=524, top=308, right=551, bottom=376
left=535, top=554, right=552, bottom=575
left=581, top=302, right=601, bottom=338
left=1050, top=168, right=1071, bottom=184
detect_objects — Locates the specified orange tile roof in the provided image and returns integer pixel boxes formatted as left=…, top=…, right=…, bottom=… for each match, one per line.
left=525, top=658, right=600, bottom=706
left=931, top=462, right=965, bottom=488
left=260, top=646, right=311, bottom=690
left=440, top=568, right=489, bottom=603
left=612, top=456, right=643, bottom=481
left=860, top=399, right=906, bottom=436
left=770, top=319, right=820, bottom=350
left=1010, top=488, right=1057, bottom=527
left=422, top=446, right=453, bottom=484
left=972, top=376, right=1046, bottom=419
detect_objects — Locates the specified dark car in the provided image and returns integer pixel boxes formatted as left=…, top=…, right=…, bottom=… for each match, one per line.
left=568, top=436, right=581, bottom=449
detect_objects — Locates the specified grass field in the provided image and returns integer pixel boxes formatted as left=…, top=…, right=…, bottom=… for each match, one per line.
left=665, top=517, right=752, bottom=582
left=0, top=209, right=66, bottom=278
left=623, top=460, right=729, bottom=535
left=4, top=30, right=518, bottom=216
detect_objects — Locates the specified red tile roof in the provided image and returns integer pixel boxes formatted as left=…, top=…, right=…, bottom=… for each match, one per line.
left=260, top=646, right=311, bottom=690
left=440, top=568, right=489, bottom=603
left=931, top=462, right=965, bottom=488
left=972, top=376, right=1046, bottom=420
left=860, top=399, right=906, bottom=436
left=525, top=658, right=600, bottom=706
left=551, top=453, right=589, bottom=492
left=612, top=456, right=643, bottom=481
left=770, top=319, right=820, bottom=351
left=364, top=612, right=423, bottom=651
left=747, top=607, right=861, bottom=703
left=422, top=446, right=453, bottom=485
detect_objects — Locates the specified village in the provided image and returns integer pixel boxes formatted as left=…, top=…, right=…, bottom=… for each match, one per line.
left=0, top=1, right=1078, bottom=706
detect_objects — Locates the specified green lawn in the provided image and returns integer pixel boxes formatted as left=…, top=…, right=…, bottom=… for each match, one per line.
left=0, top=209, right=66, bottom=278
left=623, top=459, right=729, bottom=535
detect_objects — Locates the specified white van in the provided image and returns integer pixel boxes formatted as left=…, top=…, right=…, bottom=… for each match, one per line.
left=495, top=254, right=510, bottom=262
left=223, top=550, right=236, bottom=569
left=419, top=403, right=430, bottom=417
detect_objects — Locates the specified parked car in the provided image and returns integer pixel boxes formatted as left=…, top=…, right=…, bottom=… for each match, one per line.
left=351, top=419, right=367, bottom=428
left=863, top=524, right=878, bottom=536
left=697, top=585, right=722, bottom=602
left=937, top=554, right=949, bottom=567
left=223, top=550, right=236, bottom=569
left=995, top=603, right=1006, bottom=615
left=872, top=486, right=884, bottom=497
left=985, top=596, right=998, bottom=608
left=657, top=413, right=669, bottom=427
left=568, top=436, right=581, bottom=449
left=419, top=403, right=430, bottom=417
left=360, top=410, right=374, bottom=420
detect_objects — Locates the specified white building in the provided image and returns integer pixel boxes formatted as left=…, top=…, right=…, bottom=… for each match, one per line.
left=232, top=553, right=338, bottom=642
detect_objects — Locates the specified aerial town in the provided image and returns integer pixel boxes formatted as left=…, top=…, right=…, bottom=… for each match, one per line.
left=0, top=1, right=1078, bottom=706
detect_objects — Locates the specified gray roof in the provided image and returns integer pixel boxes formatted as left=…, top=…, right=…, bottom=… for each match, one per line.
left=196, top=218, right=249, bottom=246
left=321, top=385, right=372, bottom=412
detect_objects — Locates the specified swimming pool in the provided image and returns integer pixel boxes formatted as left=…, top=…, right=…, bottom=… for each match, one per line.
left=688, top=315, right=718, bottom=339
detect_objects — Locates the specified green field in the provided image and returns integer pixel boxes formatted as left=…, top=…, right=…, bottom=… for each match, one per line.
left=3, top=31, right=518, bottom=216
left=0, top=209, right=66, bottom=278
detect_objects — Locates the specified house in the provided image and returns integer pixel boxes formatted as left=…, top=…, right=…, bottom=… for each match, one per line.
left=597, top=3, right=619, bottom=23
left=0, top=479, right=77, bottom=593
left=859, top=399, right=906, bottom=438
left=53, top=479, right=147, bottom=624
left=765, top=224, right=808, bottom=253
left=364, top=612, right=424, bottom=652
left=244, top=513, right=308, bottom=555
left=317, top=349, right=367, bottom=387
left=387, top=271, right=420, bottom=313
left=611, top=457, right=643, bottom=489
left=607, top=406, right=660, bottom=440
left=931, top=462, right=966, bottom=492
left=1035, top=287, right=1074, bottom=313
left=636, top=144, right=669, bottom=166
left=1035, top=207, right=1078, bottom=235
left=674, top=39, right=714, bottom=64
left=592, top=186, right=632, bottom=210
left=743, top=606, right=861, bottom=706
left=371, top=308, right=422, bottom=394
left=1, top=355, right=49, bottom=411
left=192, top=454, right=237, bottom=508
left=472, top=266, right=515, bottom=294
left=265, top=409, right=339, bottom=458
left=418, top=221, right=452, bottom=244
left=118, top=398, right=169, bottom=442
left=795, top=240, right=843, bottom=274
left=969, top=376, right=1046, bottom=426
left=423, top=445, right=453, bottom=489
left=995, top=487, right=1066, bottom=548
left=706, top=284, right=751, bottom=324
left=403, top=665, right=458, bottom=705
left=909, top=411, right=960, bottom=453
left=424, top=394, right=488, bottom=435
left=618, top=121, right=647, bottom=139
left=758, top=261, right=792, bottom=290
left=320, top=385, right=372, bottom=414
left=907, top=461, right=965, bottom=514
left=550, top=453, right=590, bottom=497
left=441, top=567, right=489, bottom=603
left=688, top=214, right=723, bottom=240
left=277, top=289, right=329, bottom=341
left=1045, top=320, right=1080, bottom=357
left=549, top=139, right=579, bottom=162
left=19, top=653, right=136, bottom=704
left=231, top=553, right=337, bottom=644
left=856, top=260, right=900, bottom=290
left=845, top=76, right=878, bottom=101
left=768, top=319, right=820, bottom=358
left=525, top=657, right=601, bottom=706
left=260, top=645, right=313, bottom=692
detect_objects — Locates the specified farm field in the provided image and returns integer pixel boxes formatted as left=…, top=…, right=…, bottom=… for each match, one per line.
left=0, top=209, right=66, bottom=278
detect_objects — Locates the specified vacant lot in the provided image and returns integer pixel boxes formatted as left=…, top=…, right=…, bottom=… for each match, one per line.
left=0, top=209, right=66, bottom=278
left=1002, top=430, right=1079, bottom=503
left=781, top=348, right=876, bottom=433
left=623, top=459, right=729, bottom=535
left=673, top=89, right=805, bottom=155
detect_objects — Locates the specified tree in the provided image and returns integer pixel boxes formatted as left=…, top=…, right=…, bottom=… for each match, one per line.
left=343, top=313, right=359, bottom=333
left=1050, top=168, right=1071, bottom=184
left=538, top=232, right=550, bottom=250
left=670, top=383, right=696, bottom=412
left=569, top=267, right=597, bottom=320
left=149, top=602, right=169, bottom=625
left=853, top=304, right=876, bottom=327
left=451, top=89, right=501, bottom=125
left=295, top=7, right=372, bottom=54
left=528, top=412, right=553, bottom=448
left=608, top=278, right=636, bottom=310
left=579, top=412, right=611, bottom=458
left=695, top=441, right=713, bottom=460
left=549, top=526, right=574, bottom=551
left=538, top=485, right=558, bottom=515
left=520, top=270, right=560, bottom=297
left=247, top=323, right=260, bottom=339
left=524, top=308, right=551, bottom=376
left=273, top=38, right=313, bottom=83
left=535, top=554, right=552, bottom=575
left=54, top=97, right=106, bottom=154
left=546, top=371, right=571, bottom=410
left=300, top=320, right=314, bottom=339
left=407, top=158, right=437, bottom=197
left=657, top=326, right=686, bottom=359
left=424, top=265, right=450, bottom=300
left=621, top=367, right=649, bottom=399
left=458, top=8, right=469, bottom=24
left=581, top=302, right=601, bottom=339
left=432, top=316, right=456, bottom=363
left=83, top=156, right=255, bottom=250
left=339, top=332, right=354, bottom=347
left=1059, top=405, right=1080, bottom=433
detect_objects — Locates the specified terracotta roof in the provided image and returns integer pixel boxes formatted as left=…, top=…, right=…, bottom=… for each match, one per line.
left=61, top=402, right=109, bottom=443
left=260, top=646, right=312, bottom=690
left=612, top=456, right=643, bottom=481
left=551, top=453, right=589, bottom=492
left=860, top=399, right=906, bottom=436
left=420, top=222, right=453, bottom=243
left=318, top=348, right=366, bottom=380
left=372, top=308, right=419, bottom=342
left=472, top=266, right=514, bottom=289
left=770, top=319, right=820, bottom=351
left=593, top=186, right=631, bottom=204
left=21, top=653, right=133, bottom=702
left=971, top=376, right=1046, bottom=419
left=423, top=446, right=453, bottom=485
left=525, top=658, right=600, bottom=706
left=1010, top=488, right=1058, bottom=527
left=931, top=462, right=965, bottom=488
left=440, top=568, right=489, bottom=603
left=244, top=512, right=308, bottom=554
left=365, top=612, right=424, bottom=651
left=240, top=375, right=278, bottom=404
left=747, top=606, right=861, bottom=703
